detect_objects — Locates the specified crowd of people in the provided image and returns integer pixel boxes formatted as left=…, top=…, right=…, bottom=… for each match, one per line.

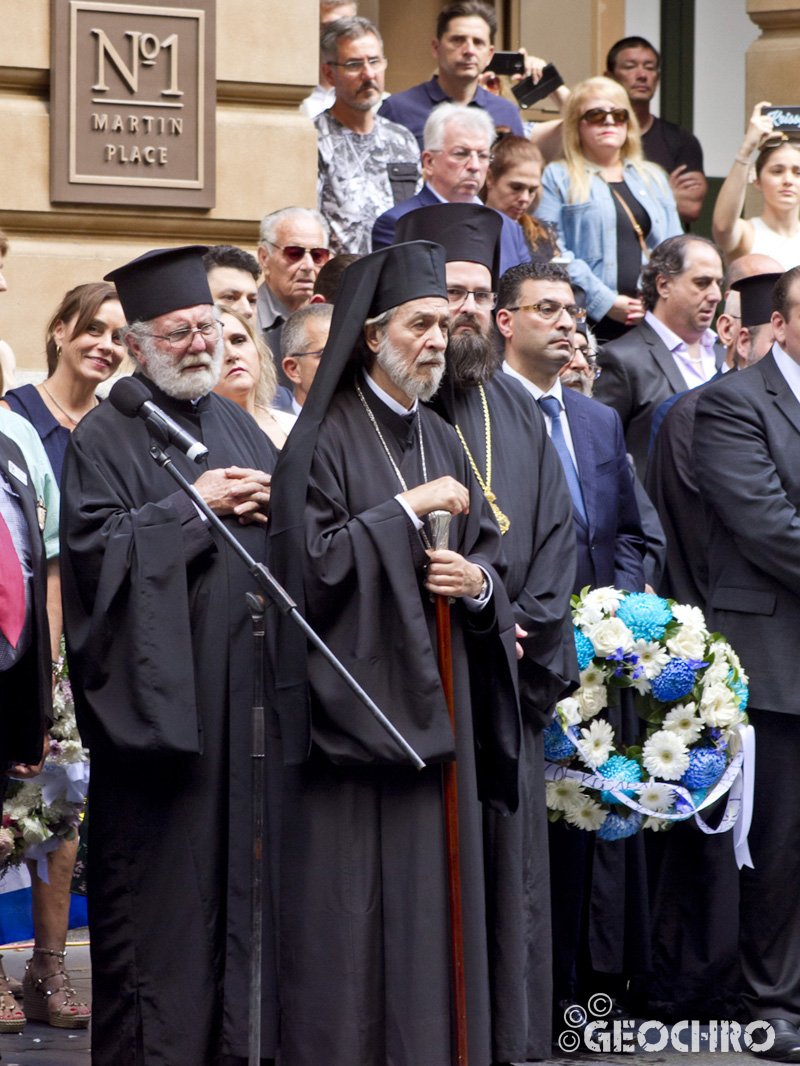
left=3, top=2, right=800, bottom=1065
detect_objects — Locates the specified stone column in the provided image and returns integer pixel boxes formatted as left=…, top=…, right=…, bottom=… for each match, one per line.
left=0, top=0, right=318, bottom=374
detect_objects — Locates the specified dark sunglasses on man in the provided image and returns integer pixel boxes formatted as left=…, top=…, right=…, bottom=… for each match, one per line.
left=267, top=242, right=330, bottom=266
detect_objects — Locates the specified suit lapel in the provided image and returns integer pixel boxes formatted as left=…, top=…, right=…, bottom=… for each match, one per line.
left=641, top=322, right=688, bottom=394
left=419, top=185, right=439, bottom=207
left=760, top=349, right=800, bottom=438
left=562, top=390, right=594, bottom=534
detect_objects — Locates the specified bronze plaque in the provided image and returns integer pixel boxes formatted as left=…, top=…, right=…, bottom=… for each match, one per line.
left=51, top=0, right=216, bottom=208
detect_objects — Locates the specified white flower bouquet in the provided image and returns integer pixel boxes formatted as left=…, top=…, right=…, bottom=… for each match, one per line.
left=544, top=588, right=750, bottom=842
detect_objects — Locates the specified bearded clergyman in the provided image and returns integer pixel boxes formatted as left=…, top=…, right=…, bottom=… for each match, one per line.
left=59, top=246, right=280, bottom=1066
left=396, top=202, right=579, bottom=1063
left=267, top=240, right=521, bottom=1066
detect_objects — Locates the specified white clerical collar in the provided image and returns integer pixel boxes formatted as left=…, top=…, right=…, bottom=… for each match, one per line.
left=771, top=342, right=800, bottom=404
left=502, top=361, right=565, bottom=408
left=424, top=182, right=482, bottom=207
left=363, top=368, right=418, bottom=415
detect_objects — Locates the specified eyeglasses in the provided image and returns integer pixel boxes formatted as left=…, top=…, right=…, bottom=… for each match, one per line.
left=447, top=286, right=497, bottom=309
left=506, top=301, right=586, bottom=322
left=429, top=148, right=493, bottom=164
left=292, top=348, right=324, bottom=358
left=581, top=107, right=629, bottom=126
left=328, top=56, right=387, bottom=73
left=267, top=242, right=330, bottom=266
left=573, top=347, right=602, bottom=376
left=150, top=321, right=220, bottom=352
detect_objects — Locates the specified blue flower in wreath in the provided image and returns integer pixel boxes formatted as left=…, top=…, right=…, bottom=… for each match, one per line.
left=679, top=747, right=727, bottom=790
left=597, top=755, right=642, bottom=804
left=650, top=658, right=696, bottom=702
left=615, top=593, right=673, bottom=642
left=728, top=669, right=749, bottom=712
left=543, top=720, right=575, bottom=762
left=597, top=811, right=644, bottom=841
left=574, top=627, right=595, bottom=670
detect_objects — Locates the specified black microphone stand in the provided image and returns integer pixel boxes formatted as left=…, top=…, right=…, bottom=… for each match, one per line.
left=146, top=440, right=426, bottom=1066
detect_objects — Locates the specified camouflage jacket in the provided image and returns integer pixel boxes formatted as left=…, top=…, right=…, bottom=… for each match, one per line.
left=315, top=111, right=422, bottom=255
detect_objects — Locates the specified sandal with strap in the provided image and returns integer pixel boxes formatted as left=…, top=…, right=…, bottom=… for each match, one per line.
left=22, top=948, right=90, bottom=1029
left=0, top=954, right=26, bottom=1033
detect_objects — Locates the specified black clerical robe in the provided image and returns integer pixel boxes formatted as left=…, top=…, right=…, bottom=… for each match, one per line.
left=272, top=381, right=520, bottom=1066
left=442, top=373, right=578, bottom=1061
left=59, top=378, right=279, bottom=1066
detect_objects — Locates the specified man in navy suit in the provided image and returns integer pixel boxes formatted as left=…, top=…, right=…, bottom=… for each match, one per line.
left=495, top=259, right=646, bottom=1015
left=693, top=265, right=800, bottom=1063
left=371, top=102, right=530, bottom=276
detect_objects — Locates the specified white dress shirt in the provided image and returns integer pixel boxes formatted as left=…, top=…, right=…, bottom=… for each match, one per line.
left=501, top=363, right=579, bottom=467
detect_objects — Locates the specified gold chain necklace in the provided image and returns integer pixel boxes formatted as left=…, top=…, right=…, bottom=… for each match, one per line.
left=454, top=384, right=510, bottom=534
left=355, top=379, right=433, bottom=549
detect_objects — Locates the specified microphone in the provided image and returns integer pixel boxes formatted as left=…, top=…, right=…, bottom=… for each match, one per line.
left=109, top=378, right=209, bottom=463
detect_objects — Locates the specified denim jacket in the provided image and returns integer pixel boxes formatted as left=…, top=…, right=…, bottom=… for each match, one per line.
left=536, top=160, right=683, bottom=321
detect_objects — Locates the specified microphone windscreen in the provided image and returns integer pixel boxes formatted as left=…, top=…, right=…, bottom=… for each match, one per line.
left=109, top=377, right=152, bottom=418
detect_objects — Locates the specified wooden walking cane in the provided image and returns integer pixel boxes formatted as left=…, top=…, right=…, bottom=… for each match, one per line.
left=428, top=509, right=469, bottom=1066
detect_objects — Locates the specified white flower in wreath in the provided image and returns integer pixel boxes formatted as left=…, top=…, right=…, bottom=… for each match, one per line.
left=545, top=777, right=585, bottom=812
left=579, top=718, right=615, bottom=768
left=666, top=623, right=707, bottom=662
left=637, top=780, right=675, bottom=812
left=663, top=703, right=703, bottom=745
left=643, top=815, right=671, bottom=832
left=576, top=683, right=607, bottom=720
left=564, top=794, right=608, bottom=831
left=642, top=729, right=691, bottom=781
left=632, top=639, right=670, bottom=679
left=20, top=815, right=50, bottom=846
left=703, top=657, right=729, bottom=686
left=557, top=697, right=582, bottom=727
left=585, top=617, right=635, bottom=657
left=574, top=587, right=621, bottom=627
left=699, top=682, right=740, bottom=728
left=671, top=603, right=708, bottom=633
left=720, top=710, right=747, bottom=745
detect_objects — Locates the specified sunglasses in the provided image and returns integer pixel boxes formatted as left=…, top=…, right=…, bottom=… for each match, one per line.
left=761, top=132, right=800, bottom=151
left=268, top=242, right=330, bottom=266
left=581, top=107, right=629, bottom=126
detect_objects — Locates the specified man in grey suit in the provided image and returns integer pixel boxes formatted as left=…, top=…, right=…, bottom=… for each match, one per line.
left=694, top=265, right=800, bottom=1064
left=594, top=234, right=723, bottom=479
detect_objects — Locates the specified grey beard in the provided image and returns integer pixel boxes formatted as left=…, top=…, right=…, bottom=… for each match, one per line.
left=559, top=369, right=594, bottom=398
left=376, top=333, right=445, bottom=403
left=447, top=329, right=501, bottom=389
left=137, top=333, right=224, bottom=400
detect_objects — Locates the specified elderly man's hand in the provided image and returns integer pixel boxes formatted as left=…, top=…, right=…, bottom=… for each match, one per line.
left=194, top=466, right=272, bottom=524
left=425, top=549, right=484, bottom=599
left=401, top=476, right=470, bottom=519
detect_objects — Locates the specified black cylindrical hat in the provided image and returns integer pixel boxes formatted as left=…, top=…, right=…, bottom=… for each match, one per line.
left=104, top=245, right=212, bottom=322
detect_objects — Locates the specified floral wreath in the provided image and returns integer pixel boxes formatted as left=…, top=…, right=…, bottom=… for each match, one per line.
left=0, top=654, right=90, bottom=877
left=544, top=588, right=750, bottom=843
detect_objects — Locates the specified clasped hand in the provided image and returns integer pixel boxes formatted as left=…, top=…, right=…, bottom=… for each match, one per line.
left=425, top=549, right=484, bottom=599
left=194, top=466, right=272, bottom=524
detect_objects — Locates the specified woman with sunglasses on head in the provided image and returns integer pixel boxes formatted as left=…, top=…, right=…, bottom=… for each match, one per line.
left=213, top=306, right=296, bottom=449
left=713, top=102, right=800, bottom=270
left=536, top=76, right=682, bottom=343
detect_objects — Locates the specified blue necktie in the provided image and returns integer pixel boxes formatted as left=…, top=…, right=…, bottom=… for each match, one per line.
left=537, top=395, right=588, bottom=523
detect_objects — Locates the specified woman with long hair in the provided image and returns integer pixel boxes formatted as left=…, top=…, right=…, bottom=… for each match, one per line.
left=213, top=306, right=296, bottom=448
left=713, top=102, right=800, bottom=270
left=0, top=281, right=125, bottom=1032
left=536, top=75, right=682, bottom=342
left=482, top=134, right=560, bottom=261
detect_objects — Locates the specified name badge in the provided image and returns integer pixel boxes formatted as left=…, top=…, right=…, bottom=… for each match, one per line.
left=8, top=461, right=28, bottom=487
